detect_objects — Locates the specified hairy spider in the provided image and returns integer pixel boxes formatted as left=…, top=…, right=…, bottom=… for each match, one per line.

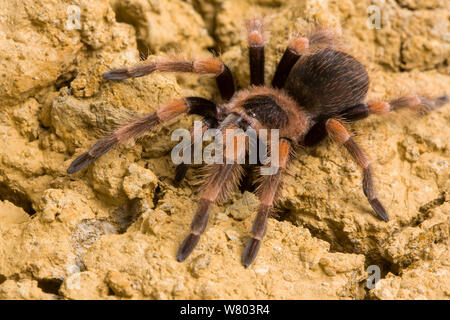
left=67, top=19, right=448, bottom=267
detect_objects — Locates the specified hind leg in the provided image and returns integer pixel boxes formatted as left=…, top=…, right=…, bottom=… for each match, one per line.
left=367, top=95, right=448, bottom=115
left=272, top=28, right=335, bottom=89
left=303, top=94, right=450, bottom=146
left=325, top=119, right=389, bottom=221
left=339, top=94, right=449, bottom=122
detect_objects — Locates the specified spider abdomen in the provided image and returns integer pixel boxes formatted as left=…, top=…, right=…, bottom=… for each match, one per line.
left=284, top=48, right=369, bottom=116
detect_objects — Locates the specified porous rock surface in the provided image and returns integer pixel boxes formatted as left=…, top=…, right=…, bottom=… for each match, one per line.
left=0, top=0, right=448, bottom=299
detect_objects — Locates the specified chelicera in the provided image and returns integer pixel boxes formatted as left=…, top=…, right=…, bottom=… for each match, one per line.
left=67, top=19, right=448, bottom=267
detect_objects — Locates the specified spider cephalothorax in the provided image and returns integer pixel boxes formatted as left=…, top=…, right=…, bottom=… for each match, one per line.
left=67, top=19, right=448, bottom=267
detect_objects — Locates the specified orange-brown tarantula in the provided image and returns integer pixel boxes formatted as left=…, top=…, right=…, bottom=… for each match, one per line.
left=67, top=20, right=448, bottom=267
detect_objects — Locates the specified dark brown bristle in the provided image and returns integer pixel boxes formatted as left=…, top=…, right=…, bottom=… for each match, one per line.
left=326, top=119, right=389, bottom=223
left=416, top=95, right=449, bottom=113
left=344, top=138, right=370, bottom=169
left=242, top=139, right=291, bottom=267
left=201, top=163, right=244, bottom=203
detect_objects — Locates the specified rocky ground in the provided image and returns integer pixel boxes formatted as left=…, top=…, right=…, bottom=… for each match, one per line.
left=0, top=0, right=448, bottom=299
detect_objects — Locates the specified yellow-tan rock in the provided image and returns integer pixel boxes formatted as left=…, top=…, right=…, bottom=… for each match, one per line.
left=0, top=0, right=448, bottom=300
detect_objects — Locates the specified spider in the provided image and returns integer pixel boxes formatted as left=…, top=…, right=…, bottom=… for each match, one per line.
left=67, top=19, right=448, bottom=267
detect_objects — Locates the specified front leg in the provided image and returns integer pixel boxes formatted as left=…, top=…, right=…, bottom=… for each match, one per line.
left=174, top=117, right=219, bottom=185
left=242, top=138, right=292, bottom=267
left=67, top=97, right=219, bottom=174
left=177, top=115, right=247, bottom=261
left=325, top=119, right=389, bottom=221
left=103, top=58, right=236, bottom=102
left=177, top=163, right=244, bottom=261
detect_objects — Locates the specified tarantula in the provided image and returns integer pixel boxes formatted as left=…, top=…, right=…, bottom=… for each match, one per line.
left=67, top=19, right=448, bottom=267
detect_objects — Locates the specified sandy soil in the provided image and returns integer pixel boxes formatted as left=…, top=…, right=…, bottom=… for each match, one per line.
left=0, top=0, right=448, bottom=299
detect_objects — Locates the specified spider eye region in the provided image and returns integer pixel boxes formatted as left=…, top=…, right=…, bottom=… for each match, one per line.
left=242, top=95, right=289, bottom=128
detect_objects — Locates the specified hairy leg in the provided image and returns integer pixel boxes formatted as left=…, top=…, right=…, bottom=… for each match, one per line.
left=174, top=117, right=218, bottom=184
left=367, top=94, right=449, bottom=115
left=247, top=19, right=265, bottom=86
left=305, top=94, right=449, bottom=146
left=67, top=97, right=220, bottom=174
left=103, top=58, right=236, bottom=101
left=340, top=94, right=449, bottom=121
left=242, top=139, right=291, bottom=267
left=272, top=28, right=334, bottom=89
left=177, top=115, right=248, bottom=261
left=325, top=119, right=389, bottom=221
left=271, top=37, right=309, bottom=89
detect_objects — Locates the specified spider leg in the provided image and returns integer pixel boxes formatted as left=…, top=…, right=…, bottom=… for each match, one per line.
left=272, top=28, right=334, bottom=88
left=325, top=119, right=389, bottom=222
left=367, top=94, right=449, bottom=115
left=338, top=103, right=370, bottom=121
left=103, top=58, right=235, bottom=101
left=67, top=97, right=220, bottom=174
left=271, top=37, right=309, bottom=88
left=306, top=94, right=449, bottom=146
left=303, top=119, right=328, bottom=146
left=242, top=139, right=291, bottom=267
left=177, top=114, right=247, bottom=261
left=247, top=19, right=265, bottom=86
left=304, top=101, right=371, bottom=146
left=338, top=94, right=449, bottom=122
left=174, top=117, right=218, bottom=184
